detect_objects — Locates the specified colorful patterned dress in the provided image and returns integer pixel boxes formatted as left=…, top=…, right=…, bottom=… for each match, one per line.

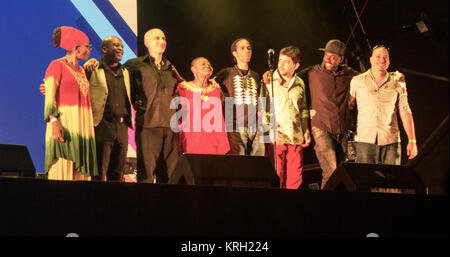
left=176, top=80, right=230, bottom=155
left=44, top=57, right=98, bottom=179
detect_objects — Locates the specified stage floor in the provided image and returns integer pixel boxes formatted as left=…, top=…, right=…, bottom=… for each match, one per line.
left=0, top=177, right=448, bottom=237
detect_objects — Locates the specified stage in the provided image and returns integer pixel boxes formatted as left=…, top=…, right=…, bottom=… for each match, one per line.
left=0, top=177, right=447, bottom=237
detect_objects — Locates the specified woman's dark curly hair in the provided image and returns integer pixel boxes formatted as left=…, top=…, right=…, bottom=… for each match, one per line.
left=52, top=27, right=61, bottom=47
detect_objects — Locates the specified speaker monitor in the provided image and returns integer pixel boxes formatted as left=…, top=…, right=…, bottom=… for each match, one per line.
left=169, top=154, right=279, bottom=188
left=323, top=162, right=426, bottom=194
left=0, top=144, right=36, bottom=178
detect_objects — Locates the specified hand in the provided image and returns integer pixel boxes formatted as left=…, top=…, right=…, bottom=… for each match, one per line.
left=262, top=70, right=271, bottom=84
left=348, top=100, right=356, bottom=110
left=394, top=71, right=405, bottom=83
left=51, top=121, right=65, bottom=143
left=40, top=83, right=46, bottom=96
left=309, top=109, right=316, bottom=119
left=300, top=130, right=311, bottom=148
left=83, top=58, right=99, bottom=72
left=407, top=141, right=418, bottom=159
left=171, top=65, right=185, bottom=83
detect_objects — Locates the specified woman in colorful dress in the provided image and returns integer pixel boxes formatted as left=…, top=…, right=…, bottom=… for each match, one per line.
left=175, top=57, right=230, bottom=155
left=43, top=26, right=98, bottom=180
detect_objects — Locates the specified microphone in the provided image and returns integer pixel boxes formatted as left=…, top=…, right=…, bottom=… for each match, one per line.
left=267, top=49, right=275, bottom=70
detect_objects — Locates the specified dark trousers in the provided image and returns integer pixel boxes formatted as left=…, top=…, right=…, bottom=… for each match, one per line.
left=311, top=126, right=348, bottom=189
left=135, top=126, right=178, bottom=183
left=227, top=129, right=265, bottom=156
left=93, top=121, right=128, bottom=182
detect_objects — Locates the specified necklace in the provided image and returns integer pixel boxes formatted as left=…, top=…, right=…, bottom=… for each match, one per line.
left=61, top=58, right=89, bottom=98
left=181, top=80, right=220, bottom=101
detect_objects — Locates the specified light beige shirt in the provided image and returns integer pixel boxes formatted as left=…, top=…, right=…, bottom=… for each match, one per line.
left=264, top=70, right=309, bottom=145
left=349, top=69, right=412, bottom=145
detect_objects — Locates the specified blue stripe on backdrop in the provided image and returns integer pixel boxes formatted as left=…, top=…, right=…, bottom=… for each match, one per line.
left=0, top=1, right=99, bottom=172
left=0, top=1, right=137, bottom=173
left=92, top=0, right=137, bottom=55
left=70, top=0, right=137, bottom=63
left=74, top=16, right=103, bottom=60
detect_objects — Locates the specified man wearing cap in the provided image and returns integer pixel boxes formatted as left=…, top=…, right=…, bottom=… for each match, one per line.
left=297, top=39, right=359, bottom=189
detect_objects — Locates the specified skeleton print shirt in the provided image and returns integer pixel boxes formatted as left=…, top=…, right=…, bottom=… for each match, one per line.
left=214, top=67, right=261, bottom=130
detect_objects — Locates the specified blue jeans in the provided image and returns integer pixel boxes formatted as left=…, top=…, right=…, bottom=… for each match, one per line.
left=355, top=142, right=401, bottom=165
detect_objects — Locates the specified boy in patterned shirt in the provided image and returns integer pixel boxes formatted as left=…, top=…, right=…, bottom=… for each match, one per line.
left=262, top=46, right=311, bottom=189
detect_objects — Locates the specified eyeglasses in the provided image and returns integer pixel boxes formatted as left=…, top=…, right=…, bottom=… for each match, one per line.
left=77, top=43, right=92, bottom=49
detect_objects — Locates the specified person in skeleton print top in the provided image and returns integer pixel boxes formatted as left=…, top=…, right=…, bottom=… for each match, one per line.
left=214, top=38, right=265, bottom=156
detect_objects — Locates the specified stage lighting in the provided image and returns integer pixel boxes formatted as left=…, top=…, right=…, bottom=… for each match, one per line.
left=415, top=20, right=429, bottom=33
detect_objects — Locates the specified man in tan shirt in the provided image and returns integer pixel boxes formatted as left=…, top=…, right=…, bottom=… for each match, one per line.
left=349, top=45, right=418, bottom=164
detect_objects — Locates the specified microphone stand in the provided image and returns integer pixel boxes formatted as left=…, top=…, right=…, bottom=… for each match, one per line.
left=268, top=64, right=277, bottom=176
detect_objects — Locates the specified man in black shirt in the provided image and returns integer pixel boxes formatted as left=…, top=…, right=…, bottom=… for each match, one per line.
left=124, top=28, right=183, bottom=183
left=88, top=36, right=132, bottom=181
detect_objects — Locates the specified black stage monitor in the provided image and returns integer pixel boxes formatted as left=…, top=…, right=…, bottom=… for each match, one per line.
left=0, top=144, right=36, bottom=178
left=169, top=154, right=279, bottom=188
left=323, top=162, right=426, bottom=194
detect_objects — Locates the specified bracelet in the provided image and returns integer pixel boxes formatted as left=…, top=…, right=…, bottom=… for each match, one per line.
left=408, top=139, right=416, bottom=143
left=50, top=118, right=58, bottom=123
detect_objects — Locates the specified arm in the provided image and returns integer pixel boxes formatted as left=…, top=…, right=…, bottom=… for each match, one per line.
left=348, top=77, right=357, bottom=110
left=297, top=67, right=315, bottom=119
left=48, top=115, right=64, bottom=143
left=300, top=117, right=311, bottom=147
left=212, top=69, right=230, bottom=97
left=124, top=59, right=146, bottom=113
left=400, top=112, right=418, bottom=159
left=262, top=70, right=271, bottom=85
left=219, top=86, right=225, bottom=103
left=43, top=61, right=64, bottom=142
left=259, top=82, right=272, bottom=127
left=83, top=58, right=99, bottom=73
left=40, top=80, right=46, bottom=96
left=299, top=81, right=311, bottom=147
left=396, top=72, right=417, bottom=159
left=171, top=64, right=185, bottom=84
left=296, top=66, right=311, bottom=82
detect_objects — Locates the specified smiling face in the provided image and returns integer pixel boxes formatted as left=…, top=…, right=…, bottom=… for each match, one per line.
left=144, top=28, right=166, bottom=56
left=191, top=57, right=213, bottom=80
left=322, top=51, right=343, bottom=71
left=102, top=37, right=123, bottom=64
left=370, top=47, right=390, bottom=72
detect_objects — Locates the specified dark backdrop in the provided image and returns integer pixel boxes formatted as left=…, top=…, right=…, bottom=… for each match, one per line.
left=137, top=0, right=448, bottom=194
left=137, top=0, right=350, bottom=78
